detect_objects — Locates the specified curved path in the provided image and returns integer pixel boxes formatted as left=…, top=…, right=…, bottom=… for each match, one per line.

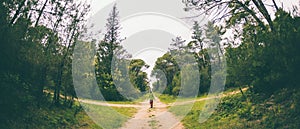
left=77, top=88, right=248, bottom=129
left=78, top=88, right=248, bottom=107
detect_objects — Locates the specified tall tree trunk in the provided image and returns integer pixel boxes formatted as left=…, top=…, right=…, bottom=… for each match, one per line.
left=54, top=62, right=64, bottom=105
left=54, top=26, right=76, bottom=105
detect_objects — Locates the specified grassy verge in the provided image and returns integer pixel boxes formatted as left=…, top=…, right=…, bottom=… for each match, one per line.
left=156, top=93, right=177, bottom=104
left=167, top=88, right=300, bottom=129
left=90, top=93, right=151, bottom=105
left=1, top=104, right=101, bottom=129
left=112, top=106, right=138, bottom=117
left=156, top=87, right=247, bottom=105
left=80, top=103, right=137, bottom=129
left=2, top=98, right=137, bottom=129
left=169, top=100, right=205, bottom=117
left=107, top=101, right=137, bottom=104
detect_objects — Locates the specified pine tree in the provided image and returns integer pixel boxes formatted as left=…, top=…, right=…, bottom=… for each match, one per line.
left=169, top=36, right=186, bottom=53
left=95, top=4, right=126, bottom=101
left=191, top=21, right=204, bottom=51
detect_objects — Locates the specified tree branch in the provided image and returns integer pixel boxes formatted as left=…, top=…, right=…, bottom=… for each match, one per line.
left=252, top=0, right=274, bottom=31
left=10, top=0, right=27, bottom=25
left=272, top=0, right=279, bottom=11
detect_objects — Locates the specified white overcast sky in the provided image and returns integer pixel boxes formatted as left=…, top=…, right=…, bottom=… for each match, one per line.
left=84, top=0, right=298, bottom=16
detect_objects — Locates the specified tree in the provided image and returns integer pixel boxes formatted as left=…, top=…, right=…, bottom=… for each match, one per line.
left=95, top=4, right=129, bottom=101
left=224, top=8, right=300, bottom=95
left=204, top=21, right=225, bottom=63
left=0, top=0, right=91, bottom=125
left=169, top=36, right=187, bottom=52
left=152, top=53, right=179, bottom=95
left=183, top=0, right=300, bottom=95
left=190, top=21, right=204, bottom=51
left=129, top=59, right=150, bottom=92
left=53, top=1, right=90, bottom=106
left=251, top=10, right=300, bottom=93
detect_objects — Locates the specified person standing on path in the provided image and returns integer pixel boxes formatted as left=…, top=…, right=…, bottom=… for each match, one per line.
left=149, top=92, right=154, bottom=108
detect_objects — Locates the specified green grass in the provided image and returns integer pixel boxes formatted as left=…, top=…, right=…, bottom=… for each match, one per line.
left=166, top=94, right=208, bottom=120
left=180, top=94, right=247, bottom=129
left=155, top=92, right=203, bottom=104
left=89, top=93, right=150, bottom=105
left=2, top=97, right=138, bottom=129
left=4, top=103, right=136, bottom=129
left=112, top=106, right=138, bottom=117
left=167, top=88, right=300, bottom=129
left=107, top=101, right=137, bottom=104
left=2, top=104, right=102, bottom=129
left=156, top=93, right=177, bottom=104
left=158, top=88, right=300, bottom=129
left=81, top=103, right=137, bottom=129
left=156, top=88, right=245, bottom=105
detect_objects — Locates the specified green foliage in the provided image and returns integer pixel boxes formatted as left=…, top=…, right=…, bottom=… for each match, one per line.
left=226, top=9, right=300, bottom=95
left=0, top=73, right=34, bottom=125
left=181, top=1, right=300, bottom=128
left=81, top=103, right=137, bottom=129
left=180, top=89, right=300, bottom=129
left=94, top=4, right=150, bottom=101
left=152, top=21, right=225, bottom=97
left=0, top=0, right=91, bottom=127
left=0, top=103, right=102, bottom=129
left=152, top=52, right=180, bottom=95
left=129, top=59, right=150, bottom=92
left=157, top=93, right=177, bottom=104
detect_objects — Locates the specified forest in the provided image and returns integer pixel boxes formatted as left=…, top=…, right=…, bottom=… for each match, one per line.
left=0, top=0, right=299, bottom=128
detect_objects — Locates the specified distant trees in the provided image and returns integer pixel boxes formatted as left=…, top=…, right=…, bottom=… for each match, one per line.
left=152, top=52, right=179, bottom=95
left=95, top=4, right=149, bottom=100
left=151, top=21, right=224, bottom=96
left=129, top=59, right=149, bottom=92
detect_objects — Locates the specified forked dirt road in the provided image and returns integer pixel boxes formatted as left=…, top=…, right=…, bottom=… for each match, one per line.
left=120, top=97, right=184, bottom=129
left=77, top=88, right=248, bottom=129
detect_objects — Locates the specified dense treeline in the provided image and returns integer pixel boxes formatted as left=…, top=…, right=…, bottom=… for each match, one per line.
left=226, top=9, right=300, bottom=95
left=152, top=0, right=300, bottom=97
left=0, top=0, right=90, bottom=126
left=151, top=21, right=224, bottom=96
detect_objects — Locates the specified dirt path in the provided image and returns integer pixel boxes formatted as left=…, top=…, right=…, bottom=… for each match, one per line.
left=76, top=88, right=248, bottom=129
left=77, top=88, right=248, bottom=107
left=78, top=99, right=143, bottom=108
left=120, top=97, right=184, bottom=129
left=173, top=88, right=248, bottom=106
